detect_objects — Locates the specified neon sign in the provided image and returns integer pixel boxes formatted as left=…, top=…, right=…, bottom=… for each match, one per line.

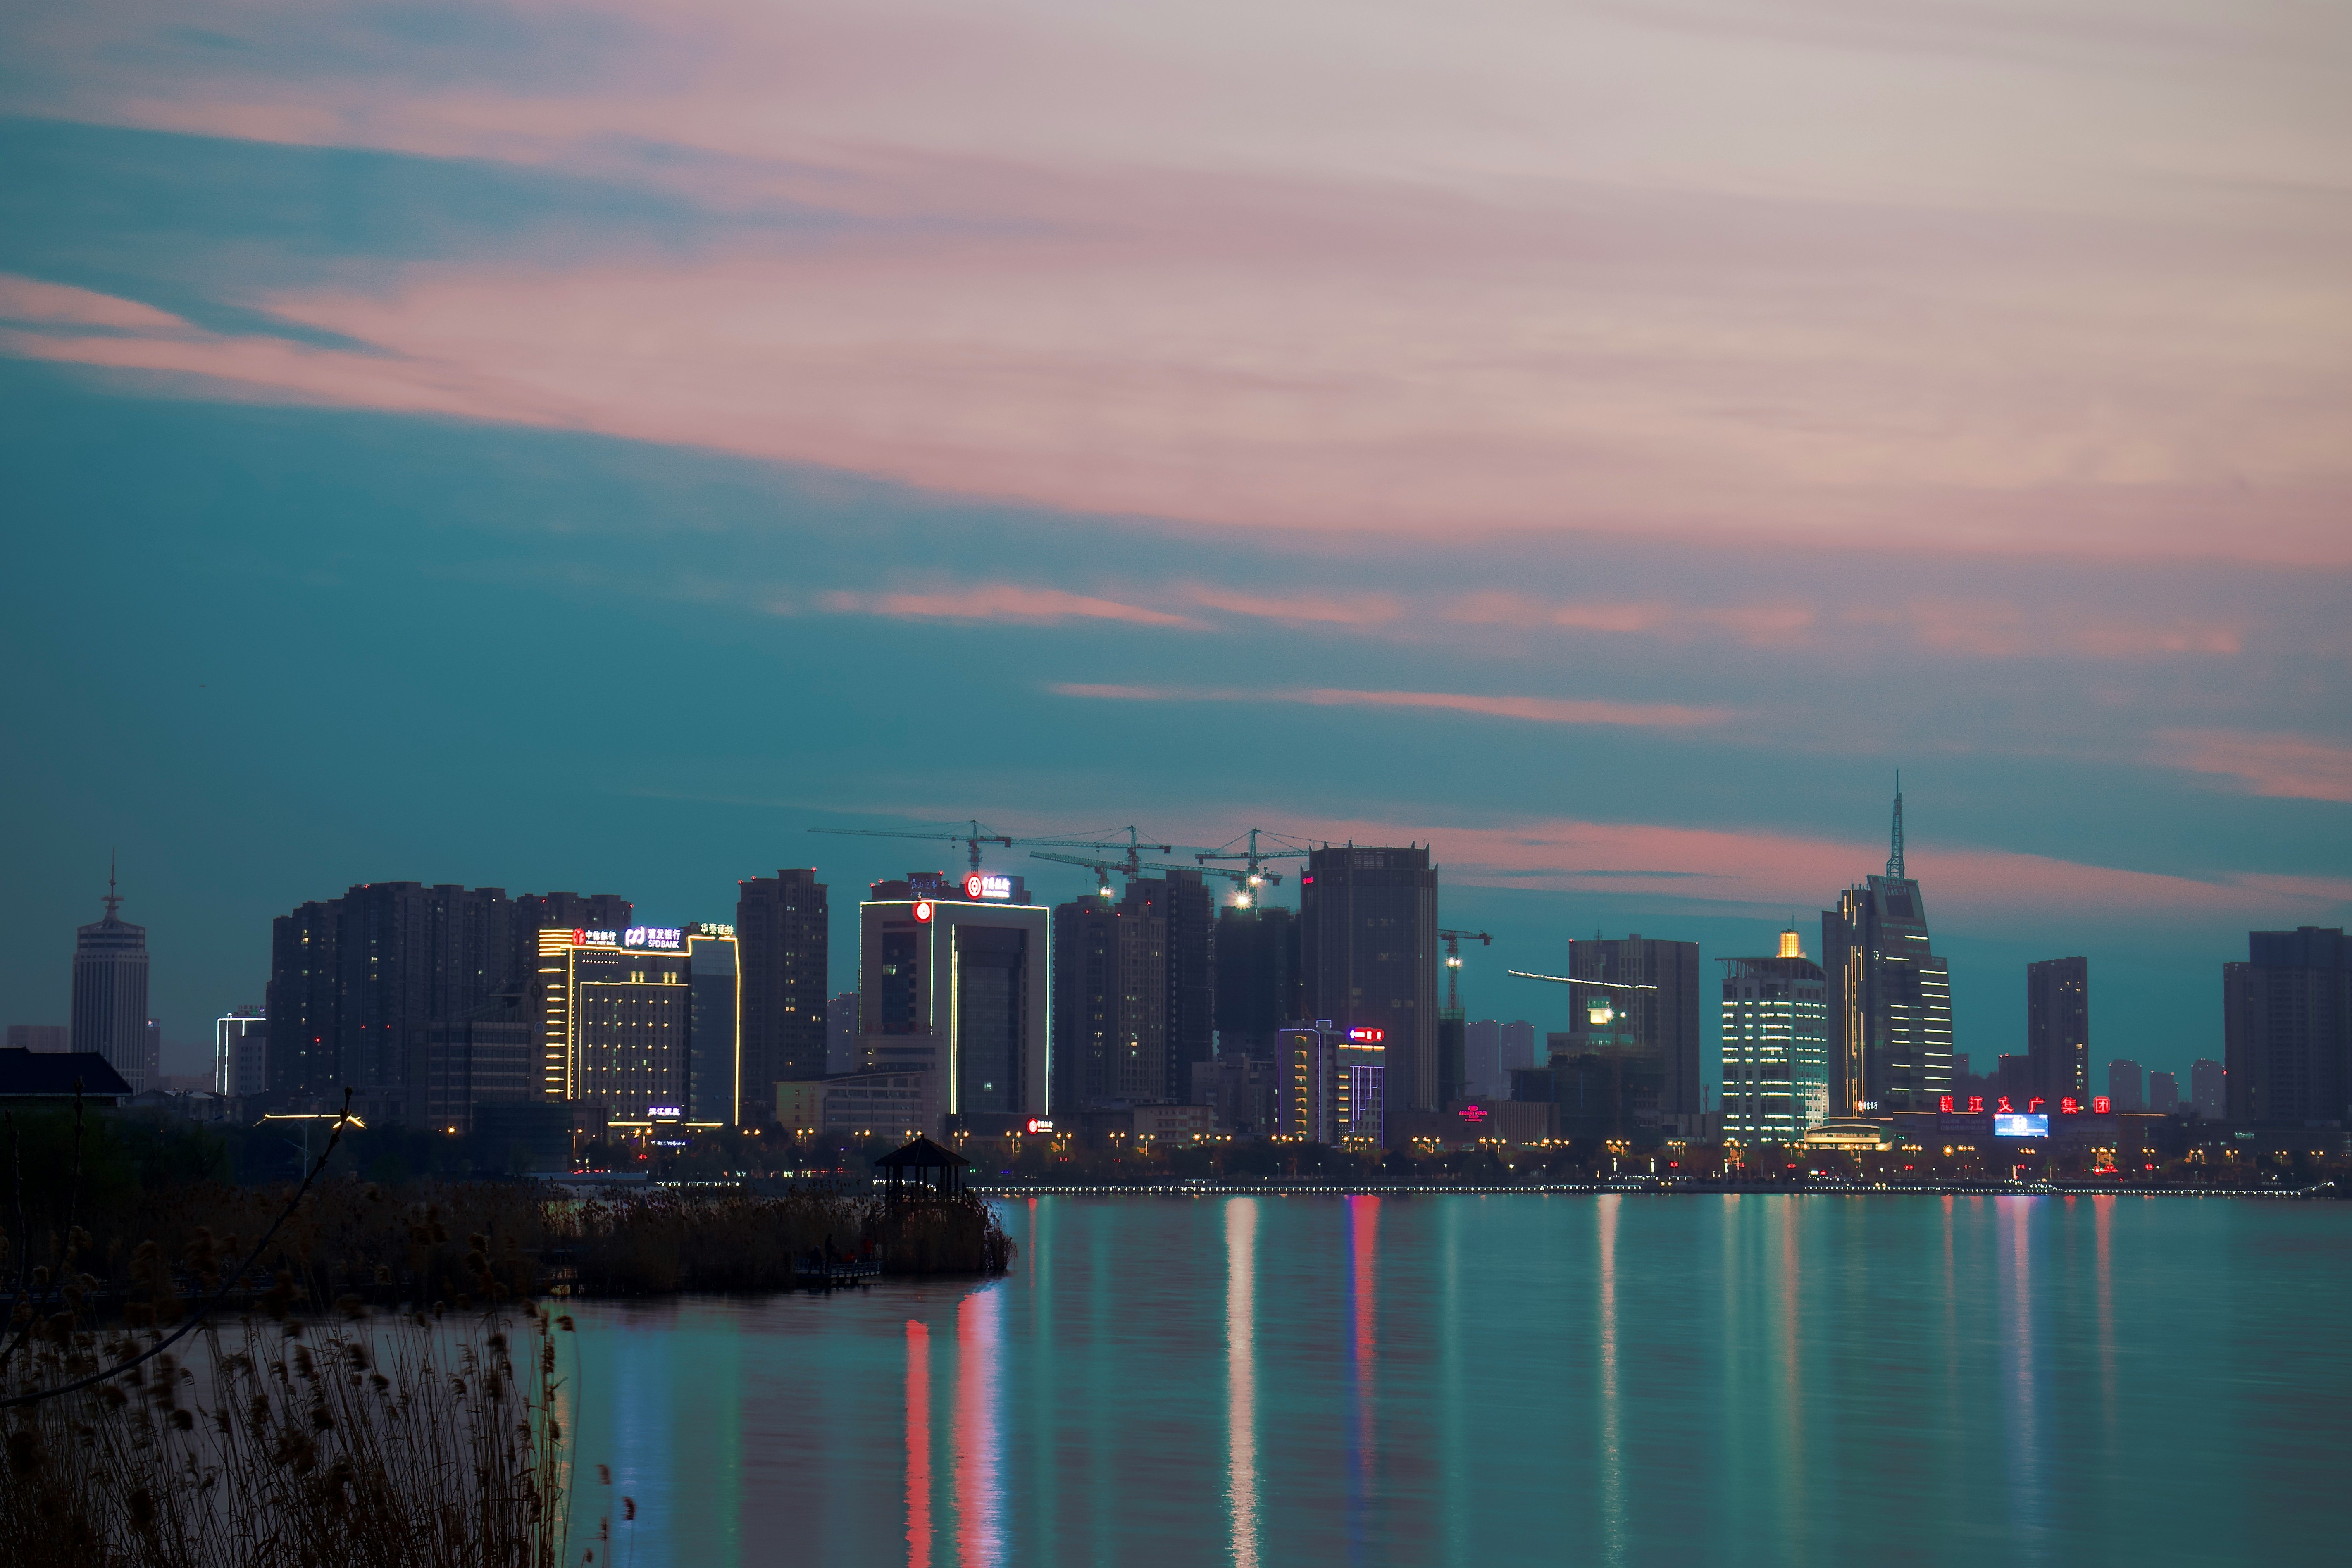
left=1458, top=1104, right=1487, bottom=1123
left=646, top=1104, right=682, bottom=1119
left=1347, top=1027, right=1385, bottom=1043
left=572, top=929, right=619, bottom=947
left=1025, top=1118, right=1054, bottom=1134
left=624, top=927, right=683, bottom=950
left=913, top=901, right=934, bottom=923
left=2092, top=1096, right=2111, bottom=1115
left=964, top=873, right=1013, bottom=901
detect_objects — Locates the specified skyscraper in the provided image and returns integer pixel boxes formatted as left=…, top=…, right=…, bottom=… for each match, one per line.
left=1564, top=934, right=1704, bottom=1120
left=2223, top=927, right=2349, bottom=1127
left=71, top=871, right=150, bottom=1094
left=860, top=872, right=1050, bottom=1130
left=2190, top=1058, right=2226, bottom=1119
left=1300, top=845, right=1439, bottom=1112
left=1465, top=1019, right=1502, bottom=1098
left=735, top=870, right=830, bottom=1110
left=1214, top=903, right=1299, bottom=1060
left=1720, top=925, right=1830, bottom=1143
left=827, top=991, right=858, bottom=1073
left=2107, top=1058, right=2144, bottom=1113
left=2025, top=956, right=2090, bottom=1107
left=1052, top=888, right=1167, bottom=1109
left=1821, top=783, right=1954, bottom=1113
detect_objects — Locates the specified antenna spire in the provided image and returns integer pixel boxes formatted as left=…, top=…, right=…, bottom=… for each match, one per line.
left=104, top=851, right=122, bottom=919
left=1886, top=772, right=1906, bottom=881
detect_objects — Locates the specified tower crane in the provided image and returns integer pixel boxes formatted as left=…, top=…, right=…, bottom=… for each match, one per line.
left=1031, top=851, right=1248, bottom=901
left=811, top=821, right=1170, bottom=875
left=1193, top=828, right=1311, bottom=895
left=1437, top=929, right=1493, bottom=1015
left=1507, top=967, right=1659, bottom=1029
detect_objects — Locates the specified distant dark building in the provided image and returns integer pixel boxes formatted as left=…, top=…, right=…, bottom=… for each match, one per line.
left=2148, top=1070, right=2179, bottom=1114
left=2190, top=1058, right=2227, bottom=1119
left=1214, top=904, right=1299, bottom=1060
left=424, top=989, right=538, bottom=1134
left=1997, top=1054, right=2035, bottom=1106
left=686, top=927, right=741, bottom=1122
left=2224, top=927, right=2350, bottom=1127
left=1300, top=846, right=1439, bottom=1112
left=827, top=990, right=859, bottom=1073
left=2025, top=957, right=2090, bottom=1107
left=267, top=882, right=632, bottom=1121
left=1567, top=934, right=1704, bottom=1119
left=1465, top=1019, right=1502, bottom=1098
left=1052, top=891, right=1165, bottom=1110
left=71, top=874, right=150, bottom=1094
left=1192, top=1052, right=1280, bottom=1137
left=1156, top=872, right=1216, bottom=1103
left=735, top=870, right=830, bottom=1111
left=5, top=1025, right=68, bottom=1052
left=214, top=1007, right=267, bottom=1099
left=1516, top=1018, right=1663, bottom=1147
left=1821, top=784, right=1953, bottom=1113
left=2107, top=1058, right=2144, bottom=1113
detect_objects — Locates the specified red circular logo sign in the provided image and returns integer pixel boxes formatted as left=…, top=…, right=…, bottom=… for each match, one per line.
left=913, top=901, right=934, bottom=922
left=964, top=874, right=984, bottom=898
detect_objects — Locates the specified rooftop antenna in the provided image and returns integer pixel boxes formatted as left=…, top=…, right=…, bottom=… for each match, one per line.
left=104, top=851, right=121, bottom=919
left=1886, top=772, right=1905, bottom=881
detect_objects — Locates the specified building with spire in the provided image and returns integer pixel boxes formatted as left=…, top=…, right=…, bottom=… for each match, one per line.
left=1721, top=925, right=1830, bottom=1144
left=1820, top=781, right=1954, bottom=1114
left=71, top=865, right=151, bottom=1094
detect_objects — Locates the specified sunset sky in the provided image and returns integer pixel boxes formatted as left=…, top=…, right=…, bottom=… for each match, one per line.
left=3, top=0, right=2346, bottom=1082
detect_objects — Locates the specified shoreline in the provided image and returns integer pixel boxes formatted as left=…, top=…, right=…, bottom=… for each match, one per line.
left=969, top=1180, right=2342, bottom=1199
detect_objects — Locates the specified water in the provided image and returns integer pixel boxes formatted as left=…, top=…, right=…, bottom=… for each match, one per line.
left=562, top=1194, right=2348, bottom=1566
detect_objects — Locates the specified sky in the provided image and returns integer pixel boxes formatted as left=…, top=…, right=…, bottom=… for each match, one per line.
left=1, top=0, right=2346, bottom=1088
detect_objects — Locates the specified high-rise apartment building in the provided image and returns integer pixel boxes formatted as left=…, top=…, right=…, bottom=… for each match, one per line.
left=1300, top=846, right=1439, bottom=1112
left=214, top=1007, right=267, bottom=1099
left=2148, top=1070, right=2179, bottom=1113
left=859, top=872, right=1050, bottom=1130
left=1564, top=934, right=1704, bottom=1119
left=2190, top=1058, right=2226, bottom=1119
left=266, top=883, right=631, bottom=1119
left=2025, top=957, right=2090, bottom=1107
left=1052, top=888, right=1167, bottom=1109
left=1465, top=1019, right=1502, bottom=1098
left=2107, top=1058, right=2144, bottom=1113
left=735, top=870, right=829, bottom=1112
left=2223, top=927, right=2350, bottom=1127
left=1821, top=784, right=1953, bottom=1113
left=686, top=925, right=741, bottom=1123
left=71, top=875, right=150, bottom=1094
left=1499, top=1020, right=1536, bottom=1082
left=1720, top=926, right=1830, bottom=1144
left=1214, top=904, right=1299, bottom=1061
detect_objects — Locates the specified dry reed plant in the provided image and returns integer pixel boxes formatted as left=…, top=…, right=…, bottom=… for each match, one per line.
left=0, top=1303, right=572, bottom=1568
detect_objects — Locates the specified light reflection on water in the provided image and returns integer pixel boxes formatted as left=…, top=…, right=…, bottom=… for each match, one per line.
left=564, top=1194, right=2350, bottom=1567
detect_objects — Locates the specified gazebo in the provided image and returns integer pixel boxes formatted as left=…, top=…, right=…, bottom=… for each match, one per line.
left=874, top=1134, right=971, bottom=1199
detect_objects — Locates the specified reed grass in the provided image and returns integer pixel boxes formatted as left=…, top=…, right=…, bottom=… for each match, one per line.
left=1, top=1303, right=570, bottom=1568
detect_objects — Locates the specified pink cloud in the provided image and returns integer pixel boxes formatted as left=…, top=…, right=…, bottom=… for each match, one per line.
left=2153, top=730, right=2352, bottom=803
left=1049, top=683, right=1730, bottom=729
left=820, top=586, right=1200, bottom=629
left=1900, top=599, right=2242, bottom=660
left=1184, top=587, right=1400, bottom=626
left=1446, top=594, right=1817, bottom=646
left=0, top=274, right=188, bottom=332
left=10, top=5, right=2350, bottom=563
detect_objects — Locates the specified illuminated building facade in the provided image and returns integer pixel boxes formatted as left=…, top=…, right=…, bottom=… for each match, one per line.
left=858, top=872, right=1051, bottom=1132
left=2025, top=956, right=2090, bottom=1108
left=71, top=876, right=150, bottom=1094
left=1821, top=785, right=1954, bottom=1113
left=214, top=1007, right=267, bottom=1099
left=1720, top=927, right=1830, bottom=1144
left=1280, top=1022, right=1387, bottom=1146
left=538, top=922, right=739, bottom=1127
left=1300, top=846, right=1438, bottom=1112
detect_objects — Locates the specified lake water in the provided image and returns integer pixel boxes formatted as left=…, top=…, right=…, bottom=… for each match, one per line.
left=563, top=1193, right=2348, bottom=1566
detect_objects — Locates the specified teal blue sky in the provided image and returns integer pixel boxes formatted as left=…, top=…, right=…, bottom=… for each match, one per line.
left=3, top=2, right=2347, bottom=1089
